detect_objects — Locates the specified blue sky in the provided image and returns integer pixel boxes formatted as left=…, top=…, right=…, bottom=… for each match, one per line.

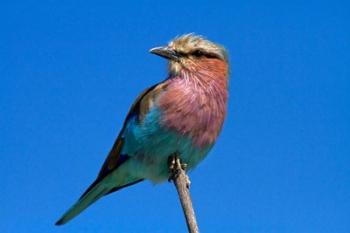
left=1, top=1, right=349, bottom=232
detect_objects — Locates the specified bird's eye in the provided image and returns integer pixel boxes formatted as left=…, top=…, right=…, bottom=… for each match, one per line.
left=192, top=50, right=204, bottom=57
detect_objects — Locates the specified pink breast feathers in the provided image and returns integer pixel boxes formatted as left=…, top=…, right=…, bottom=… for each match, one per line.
left=159, top=58, right=229, bottom=148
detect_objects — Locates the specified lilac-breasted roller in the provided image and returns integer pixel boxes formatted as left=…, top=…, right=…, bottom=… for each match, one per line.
left=56, top=34, right=229, bottom=225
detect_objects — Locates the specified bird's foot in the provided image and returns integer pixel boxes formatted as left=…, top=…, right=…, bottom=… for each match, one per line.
left=168, top=154, right=179, bottom=182
left=168, top=153, right=189, bottom=185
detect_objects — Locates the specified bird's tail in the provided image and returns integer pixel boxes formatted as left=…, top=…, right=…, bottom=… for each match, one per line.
left=55, top=170, right=143, bottom=226
left=55, top=179, right=111, bottom=226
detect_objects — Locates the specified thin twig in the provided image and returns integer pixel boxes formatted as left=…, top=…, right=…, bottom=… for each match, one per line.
left=168, top=155, right=199, bottom=233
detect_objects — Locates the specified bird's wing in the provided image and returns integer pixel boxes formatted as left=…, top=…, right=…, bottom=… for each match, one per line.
left=55, top=82, right=167, bottom=225
left=78, top=83, right=164, bottom=197
left=95, top=81, right=167, bottom=182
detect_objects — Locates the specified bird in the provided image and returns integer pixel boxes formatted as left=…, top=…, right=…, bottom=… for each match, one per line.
left=55, top=34, right=229, bottom=225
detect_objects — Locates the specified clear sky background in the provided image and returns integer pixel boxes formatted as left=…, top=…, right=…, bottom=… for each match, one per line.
left=1, top=1, right=349, bottom=232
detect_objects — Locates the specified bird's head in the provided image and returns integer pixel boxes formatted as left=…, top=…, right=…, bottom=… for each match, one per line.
left=150, top=34, right=228, bottom=75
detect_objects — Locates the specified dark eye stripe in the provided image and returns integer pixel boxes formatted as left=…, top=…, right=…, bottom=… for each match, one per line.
left=192, top=50, right=220, bottom=59
left=176, top=50, right=221, bottom=59
left=177, top=51, right=187, bottom=57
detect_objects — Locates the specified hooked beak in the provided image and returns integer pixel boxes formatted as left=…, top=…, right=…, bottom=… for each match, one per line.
left=149, top=46, right=178, bottom=60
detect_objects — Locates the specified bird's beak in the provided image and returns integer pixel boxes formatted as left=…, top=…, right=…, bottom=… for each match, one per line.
left=149, top=46, right=178, bottom=60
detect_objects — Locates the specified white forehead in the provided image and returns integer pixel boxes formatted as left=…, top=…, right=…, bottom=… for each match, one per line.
left=168, top=34, right=227, bottom=60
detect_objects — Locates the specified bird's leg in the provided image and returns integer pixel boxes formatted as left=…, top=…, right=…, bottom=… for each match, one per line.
left=168, top=153, right=190, bottom=188
left=168, top=153, right=179, bottom=182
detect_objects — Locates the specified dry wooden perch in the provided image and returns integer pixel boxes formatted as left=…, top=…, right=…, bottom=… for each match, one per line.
left=168, top=154, right=199, bottom=233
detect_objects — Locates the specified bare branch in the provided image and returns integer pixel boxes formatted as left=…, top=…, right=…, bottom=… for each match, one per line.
left=169, top=155, right=199, bottom=233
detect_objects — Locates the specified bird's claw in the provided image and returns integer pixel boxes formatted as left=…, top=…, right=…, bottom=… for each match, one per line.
left=168, top=154, right=177, bottom=182
left=168, top=153, right=188, bottom=182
